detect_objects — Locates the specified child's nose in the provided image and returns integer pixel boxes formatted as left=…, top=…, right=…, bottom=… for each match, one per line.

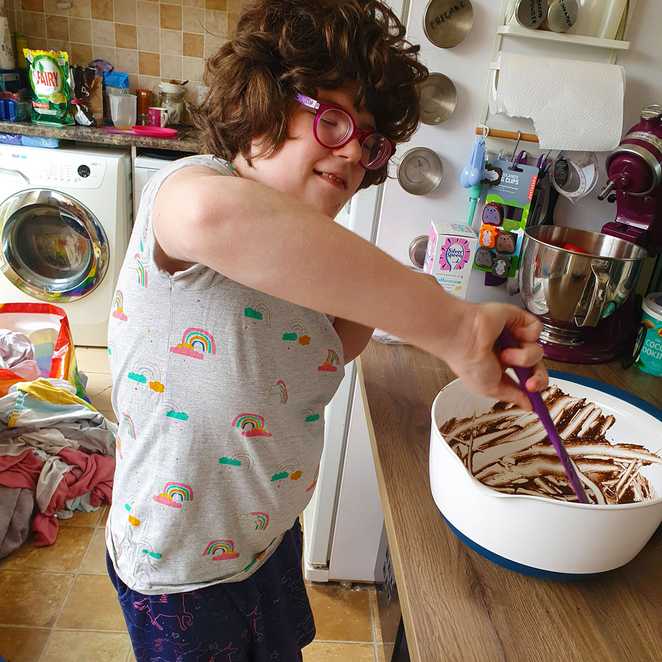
left=333, top=137, right=363, bottom=165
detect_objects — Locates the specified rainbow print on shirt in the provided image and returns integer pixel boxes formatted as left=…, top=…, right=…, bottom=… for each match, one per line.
left=274, top=379, right=288, bottom=404
left=250, top=512, right=270, bottom=530
left=152, top=482, right=194, bottom=509
left=128, top=362, right=165, bottom=394
left=134, top=253, right=148, bottom=287
left=243, top=303, right=272, bottom=328
left=124, top=502, right=141, bottom=527
left=304, top=409, right=320, bottom=424
left=112, top=290, right=128, bottom=321
left=219, top=452, right=253, bottom=469
left=203, top=539, right=240, bottom=561
left=122, top=413, right=136, bottom=439
left=142, top=547, right=162, bottom=560
left=165, top=402, right=189, bottom=422
left=282, top=320, right=311, bottom=346
left=306, top=465, right=320, bottom=492
left=318, top=349, right=340, bottom=372
left=232, top=413, right=272, bottom=438
left=271, top=459, right=303, bottom=483
left=170, top=327, right=217, bottom=360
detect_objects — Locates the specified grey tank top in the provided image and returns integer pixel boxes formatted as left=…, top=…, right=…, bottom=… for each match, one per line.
left=105, top=155, right=345, bottom=594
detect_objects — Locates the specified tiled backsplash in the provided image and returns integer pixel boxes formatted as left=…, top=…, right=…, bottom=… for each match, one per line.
left=6, top=0, right=247, bottom=109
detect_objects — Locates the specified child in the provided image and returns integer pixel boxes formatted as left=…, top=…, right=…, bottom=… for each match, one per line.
left=106, top=1, right=547, bottom=659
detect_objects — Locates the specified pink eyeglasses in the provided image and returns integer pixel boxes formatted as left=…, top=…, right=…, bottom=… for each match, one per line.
left=295, top=93, right=394, bottom=170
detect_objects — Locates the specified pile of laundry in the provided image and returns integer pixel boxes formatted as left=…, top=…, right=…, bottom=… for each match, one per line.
left=0, top=329, right=116, bottom=559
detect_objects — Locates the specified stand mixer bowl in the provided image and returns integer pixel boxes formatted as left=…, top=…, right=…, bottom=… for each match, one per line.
left=519, top=226, right=647, bottom=346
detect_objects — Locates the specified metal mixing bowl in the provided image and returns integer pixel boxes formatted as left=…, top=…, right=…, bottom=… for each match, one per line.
left=519, top=225, right=647, bottom=332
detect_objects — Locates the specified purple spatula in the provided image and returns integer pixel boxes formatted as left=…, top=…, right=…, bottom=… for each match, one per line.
left=497, top=329, right=590, bottom=504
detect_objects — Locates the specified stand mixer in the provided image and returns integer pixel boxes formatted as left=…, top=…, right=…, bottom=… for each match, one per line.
left=520, top=104, right=662, bottom=363
left=599, top=104, right=662, bottom=253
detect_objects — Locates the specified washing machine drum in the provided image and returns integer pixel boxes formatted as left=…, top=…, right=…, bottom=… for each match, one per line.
left=0, top=188, right=109, bottom=302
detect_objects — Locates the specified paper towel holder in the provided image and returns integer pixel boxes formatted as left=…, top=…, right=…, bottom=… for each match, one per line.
left=474, top=125, right=540, bottom=145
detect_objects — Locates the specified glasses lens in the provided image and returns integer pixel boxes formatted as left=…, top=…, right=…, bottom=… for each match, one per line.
left=361, top=133, right=391, bottom=170
left=316, top=108, right=353, bottom=148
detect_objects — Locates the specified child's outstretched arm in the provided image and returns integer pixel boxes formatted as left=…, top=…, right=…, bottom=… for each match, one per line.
left=153, top=167, right=546, bottom=410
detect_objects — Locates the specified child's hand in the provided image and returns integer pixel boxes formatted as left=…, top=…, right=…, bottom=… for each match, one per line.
left=443, top=302, right=548, bottom=411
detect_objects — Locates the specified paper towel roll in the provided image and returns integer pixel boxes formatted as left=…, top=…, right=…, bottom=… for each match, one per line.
left=489, top=52, right=625, bottom=151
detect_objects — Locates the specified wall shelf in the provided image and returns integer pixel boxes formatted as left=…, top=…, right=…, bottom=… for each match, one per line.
left=496, top=24, right=630, bottom=51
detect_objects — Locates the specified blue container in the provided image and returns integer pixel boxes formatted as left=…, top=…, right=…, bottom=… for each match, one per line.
left=636, top=292, right=662, bottom=376
left=6, top=99, right=17, bottom=121
left=0, top=132, right=22, bottom=145
left=20, top=135, right=60, bottom=148
left=0, top=98, right=7, bottom=120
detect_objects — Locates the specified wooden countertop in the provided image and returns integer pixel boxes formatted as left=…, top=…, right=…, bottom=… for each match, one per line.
left=358, top=342, right=662, bottom=662
left=0, top=120, right=199, bottom=153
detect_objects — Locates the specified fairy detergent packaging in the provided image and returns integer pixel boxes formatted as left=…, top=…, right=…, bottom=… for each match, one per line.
left=24, top=49, right=74, bottom=125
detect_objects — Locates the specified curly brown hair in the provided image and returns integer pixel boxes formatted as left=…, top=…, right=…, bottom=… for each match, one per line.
left=192, top=0, right=428, bottom=188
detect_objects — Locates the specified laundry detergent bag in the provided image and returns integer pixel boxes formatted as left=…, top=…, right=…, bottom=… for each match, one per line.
left=24, top=48, right=74, bottom=125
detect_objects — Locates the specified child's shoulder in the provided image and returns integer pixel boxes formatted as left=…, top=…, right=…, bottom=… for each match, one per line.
left=164, top=154, right=236, bottom=179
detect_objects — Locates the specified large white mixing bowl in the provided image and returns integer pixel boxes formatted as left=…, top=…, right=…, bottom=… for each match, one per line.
left=429, top=370, right=662, bottom=579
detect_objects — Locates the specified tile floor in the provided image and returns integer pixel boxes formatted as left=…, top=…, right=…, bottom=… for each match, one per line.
left=0, top=348, right=392, bottom=662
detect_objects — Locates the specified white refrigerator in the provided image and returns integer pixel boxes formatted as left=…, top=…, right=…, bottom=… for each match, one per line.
left=303, top=0, right=660, bottom=583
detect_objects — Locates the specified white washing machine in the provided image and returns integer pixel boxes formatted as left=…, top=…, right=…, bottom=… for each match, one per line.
left=133, top=150, right=183, bottom=220
left=0, top=144, right=131, bottom=346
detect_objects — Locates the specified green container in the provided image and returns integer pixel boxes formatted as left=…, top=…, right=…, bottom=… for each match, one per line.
left=635, top=292, right=662, bottom=377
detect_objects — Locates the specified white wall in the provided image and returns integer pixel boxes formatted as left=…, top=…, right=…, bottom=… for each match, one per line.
left=372, top=0, right=662, bottom=302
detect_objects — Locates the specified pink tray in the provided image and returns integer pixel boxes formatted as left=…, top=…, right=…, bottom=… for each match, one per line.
left=103, top=126, right=178, bottom=138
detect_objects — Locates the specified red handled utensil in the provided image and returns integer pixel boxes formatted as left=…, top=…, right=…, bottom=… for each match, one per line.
left=497, top=329, right=590, bottom=504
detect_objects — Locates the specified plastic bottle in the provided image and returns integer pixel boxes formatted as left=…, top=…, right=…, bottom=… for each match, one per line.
left=570, top=0, right=603, bottom=36
left=572, top=0, right=628, bottom=39
left=0, top=4, right=15, bottom=69
left=14, top=32, right=27, bottom=69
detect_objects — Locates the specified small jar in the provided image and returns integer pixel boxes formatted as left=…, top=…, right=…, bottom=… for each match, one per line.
left=135, top=89, right=152, bottom=125
left=158, top=81, right=186, bottom=126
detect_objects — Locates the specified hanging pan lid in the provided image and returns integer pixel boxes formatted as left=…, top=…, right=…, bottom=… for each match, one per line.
left=418, top=72, right=457, bottom=125
left=397, top=147, right=444, bottom=196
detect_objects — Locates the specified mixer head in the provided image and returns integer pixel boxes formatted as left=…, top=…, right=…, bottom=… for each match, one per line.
left=599, top=104, right=662, bottom=253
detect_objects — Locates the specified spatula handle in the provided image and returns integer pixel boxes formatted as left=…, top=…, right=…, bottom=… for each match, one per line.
left=497, top=329, right=589, bottom=504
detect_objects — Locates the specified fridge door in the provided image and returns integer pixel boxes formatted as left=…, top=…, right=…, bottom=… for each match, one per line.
left=328, top=370, right=385, bottom=582
left=303, top=173, right=386, bottom=581
left=303, top=362, right=357, bottom=580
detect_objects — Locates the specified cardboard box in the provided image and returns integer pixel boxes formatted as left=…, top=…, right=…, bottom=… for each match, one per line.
left=424, top=221, right=478, bottom=300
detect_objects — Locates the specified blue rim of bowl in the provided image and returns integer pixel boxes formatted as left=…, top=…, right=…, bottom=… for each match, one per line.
left=548, top=369, right=661, bottom=422
left=440, top=513, right=605, bottom=581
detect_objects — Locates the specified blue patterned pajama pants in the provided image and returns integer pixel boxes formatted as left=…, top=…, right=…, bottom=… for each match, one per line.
left=106, top=520, right=315, bottom=661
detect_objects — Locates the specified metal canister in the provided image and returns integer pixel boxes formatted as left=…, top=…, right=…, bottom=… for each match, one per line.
left=514, top=0, right=548, bottom=29
left=635, top=293, right=662, bottom=376
left=547, top=0, right=579, bottom=33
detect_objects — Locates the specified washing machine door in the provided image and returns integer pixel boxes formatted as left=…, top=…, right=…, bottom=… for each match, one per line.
left=0, top=188, right=109, bottom=302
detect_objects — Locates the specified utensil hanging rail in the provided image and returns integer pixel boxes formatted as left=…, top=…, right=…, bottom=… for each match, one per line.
left=474, top=126, right=539, bottom=144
